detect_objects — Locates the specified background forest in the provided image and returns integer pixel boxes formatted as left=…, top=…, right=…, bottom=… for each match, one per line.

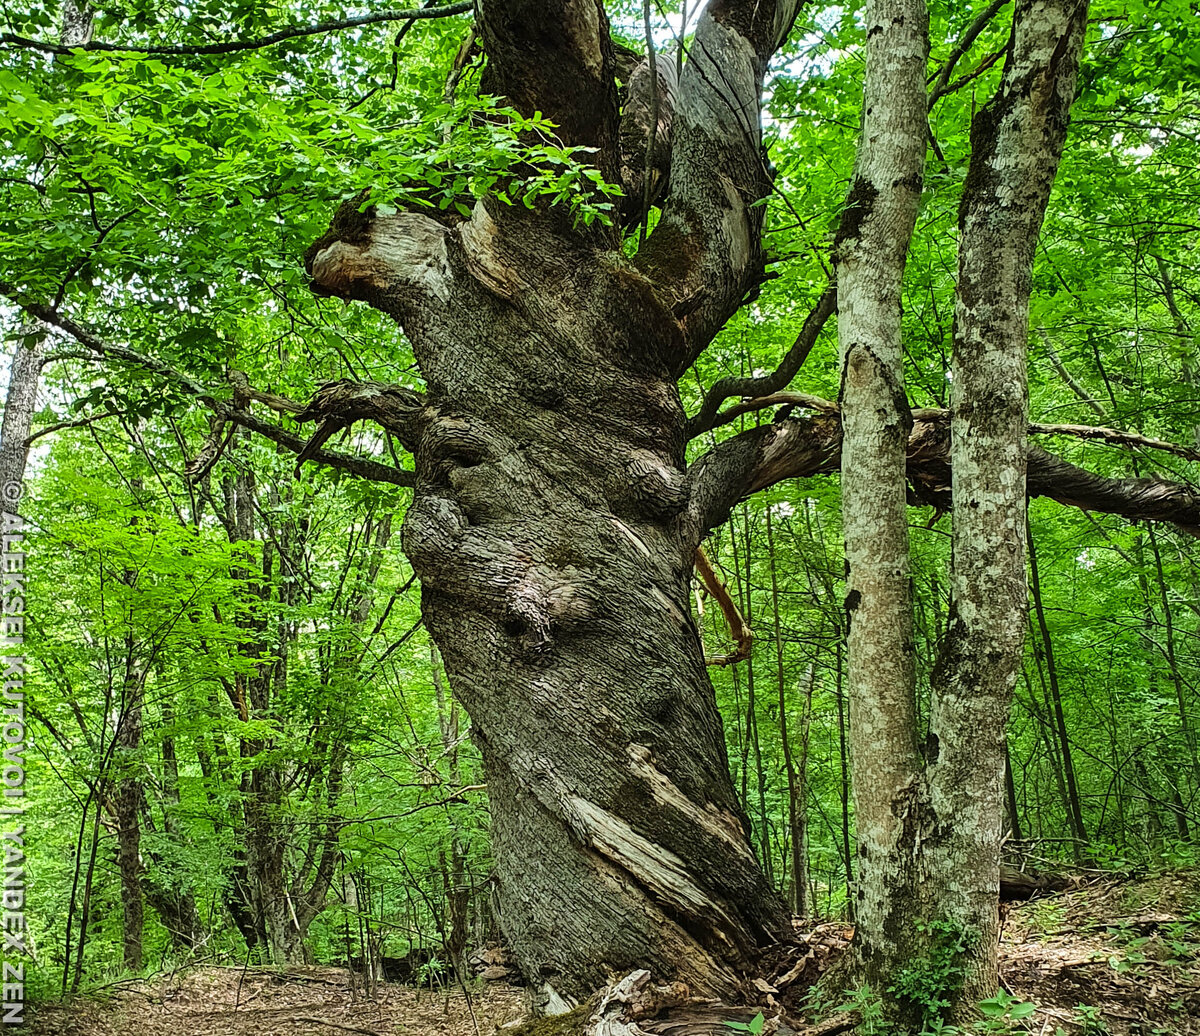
left=0, top=0, right=1197, bottom=1010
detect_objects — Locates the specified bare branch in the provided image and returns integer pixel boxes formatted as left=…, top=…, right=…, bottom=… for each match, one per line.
left=233, top=406, right=416, bottom=487
left=638, top=0, right=806, bottom=368
left=694, top=390, right=1191, bottom=463
left=0, top=3, right=473, bottom=57
left=1030, top=421, right=1200, bottom=462
left=0, top=284, right=415, bottom=487
left=687, top=284, right=836, bottom=437
left=1037, top=327, right=1108, bottom=418
left=696, top=390, right=839, bottom=428
left=688, top=411, right=1200, bottom=539
left=694, top=546, right=753, bottom=666
left=293, top=379, right=429, bottom=465
left=927, top=0, right=1012, bottom=108
left=25, top=411, right=118, bottom=446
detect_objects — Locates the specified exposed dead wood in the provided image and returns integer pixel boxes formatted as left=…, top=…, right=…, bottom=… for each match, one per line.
left=693, top=547, right=753, bottom=667
left=1000, top=864, right=1070, bottom=900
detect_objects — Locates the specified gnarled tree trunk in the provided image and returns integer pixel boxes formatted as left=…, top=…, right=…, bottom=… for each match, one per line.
left=294, top=0, right=1190, bottom=1012
left=304, top=0, right=803, bottom=1002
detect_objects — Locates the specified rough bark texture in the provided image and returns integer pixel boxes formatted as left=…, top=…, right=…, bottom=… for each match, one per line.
left=312, top=207, right=786, bottom=1000
left=929, top=1, right=1088, bottom=1009
left=638, top=0, right=805, bottom=365
left=0, top=326, right=43, bottom=515
left=305, top=1, right=805, bottom=1001
left=830, top=0, right=930, bottom=1002
left=294, top=0, right=1200, bottom=1010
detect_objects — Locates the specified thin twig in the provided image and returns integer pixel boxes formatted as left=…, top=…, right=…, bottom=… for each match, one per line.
left=1, top=2, right=472, bottom=57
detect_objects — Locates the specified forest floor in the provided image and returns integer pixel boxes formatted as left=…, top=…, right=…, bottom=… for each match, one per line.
left=996, top=868, right=1200, bottom=1034
left=25, top=871, right=1200, bottom=1036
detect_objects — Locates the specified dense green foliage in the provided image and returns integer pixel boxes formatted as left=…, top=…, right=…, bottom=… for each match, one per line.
left=0, top=0, right=1196, bottom=1004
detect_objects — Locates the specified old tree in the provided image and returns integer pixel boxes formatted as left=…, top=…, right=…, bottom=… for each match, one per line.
left=4, top=0, right=1200, bottom=1024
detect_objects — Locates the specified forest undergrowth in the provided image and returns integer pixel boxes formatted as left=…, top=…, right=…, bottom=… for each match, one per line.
left=26, top=871, right=1200, bottom=1036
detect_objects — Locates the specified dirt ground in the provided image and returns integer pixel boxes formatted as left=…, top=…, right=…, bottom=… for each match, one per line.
left=25, top=871, right=1200, bottom=1036
left=27, top=969, right=529, bottom=1036
left=998, top=870, right=1200, bottom=1034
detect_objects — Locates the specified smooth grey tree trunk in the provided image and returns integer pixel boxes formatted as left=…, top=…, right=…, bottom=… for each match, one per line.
left=930, top=0, right=1088, bottom=1007
left=833, top=0, right=929, bottom=1006
left=830, top=0, right=1089, bottom=1020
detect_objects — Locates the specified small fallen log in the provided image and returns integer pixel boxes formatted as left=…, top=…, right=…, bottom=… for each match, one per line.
left=1000, top=865, right=1070, bottom=900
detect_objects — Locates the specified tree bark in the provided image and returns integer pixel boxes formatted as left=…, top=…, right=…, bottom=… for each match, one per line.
left=832, top=0, right=929, bottom=1007
left=292, top=0, right=1199, bottom=1010
left=0, top=0, right=94, bottom=506
left=0, top=326, right=43, bottom=516
left=817, top=0, right=1088, bottom=1020
left=927, top=0, right=1088, bottom=1009
left=304, top=0, right=803, bottom=1003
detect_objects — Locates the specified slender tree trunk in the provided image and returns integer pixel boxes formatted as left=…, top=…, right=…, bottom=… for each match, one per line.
left=432, top=644, right=470, bottom=979
left=1004, top=746, right=1023, bottom=843
left=766, top=505, right=806, bottom=913
left=1028, top=519, right=1089, bottom=854
left=0, top=326, right=42, bottom=516
left=834, top=642, right=853, bottom=917
left=115, top=484, right=146, bottom=973
left=114, top=637, right=145, bottom=971
left=795, top=667, right=813, bottom=915
left=833, top=0, right=1088, bottom=1019
left=834, top=0, right=929, bottom=1004
left=927, top=0, right=1087, bottom=1009
left=71, top=787, right=104, bottom=993
left=730, top=517, right=752, bottom=811
left=0, top=0, right=94, bottom=500
left=146, top=696, right=203, bottom=951
left=1024, top=641, right=1072, bottom=836
left=1147, top=525, right=1200, bottom=784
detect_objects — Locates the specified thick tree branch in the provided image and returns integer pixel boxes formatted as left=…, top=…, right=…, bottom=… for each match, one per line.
left=687, top=284, right=836, bottom=437
left=0, top=285, right=414, bottom=487
left=293, top=379, right=429, bottom=460
left=620, top=48, right=679, bottom=227
left=477, top=0, right=621, bottom=177
left=689, top=412, right=1200, bottom=539
left=1027, top=445, right=1199, bottom=534
left=638, top=0, right=805, bottom=369
left=236, top=407, right=415, bottom=487
left=688, top=415, right=843, bottom=537
left=0, top=3, right=472, bottom=57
